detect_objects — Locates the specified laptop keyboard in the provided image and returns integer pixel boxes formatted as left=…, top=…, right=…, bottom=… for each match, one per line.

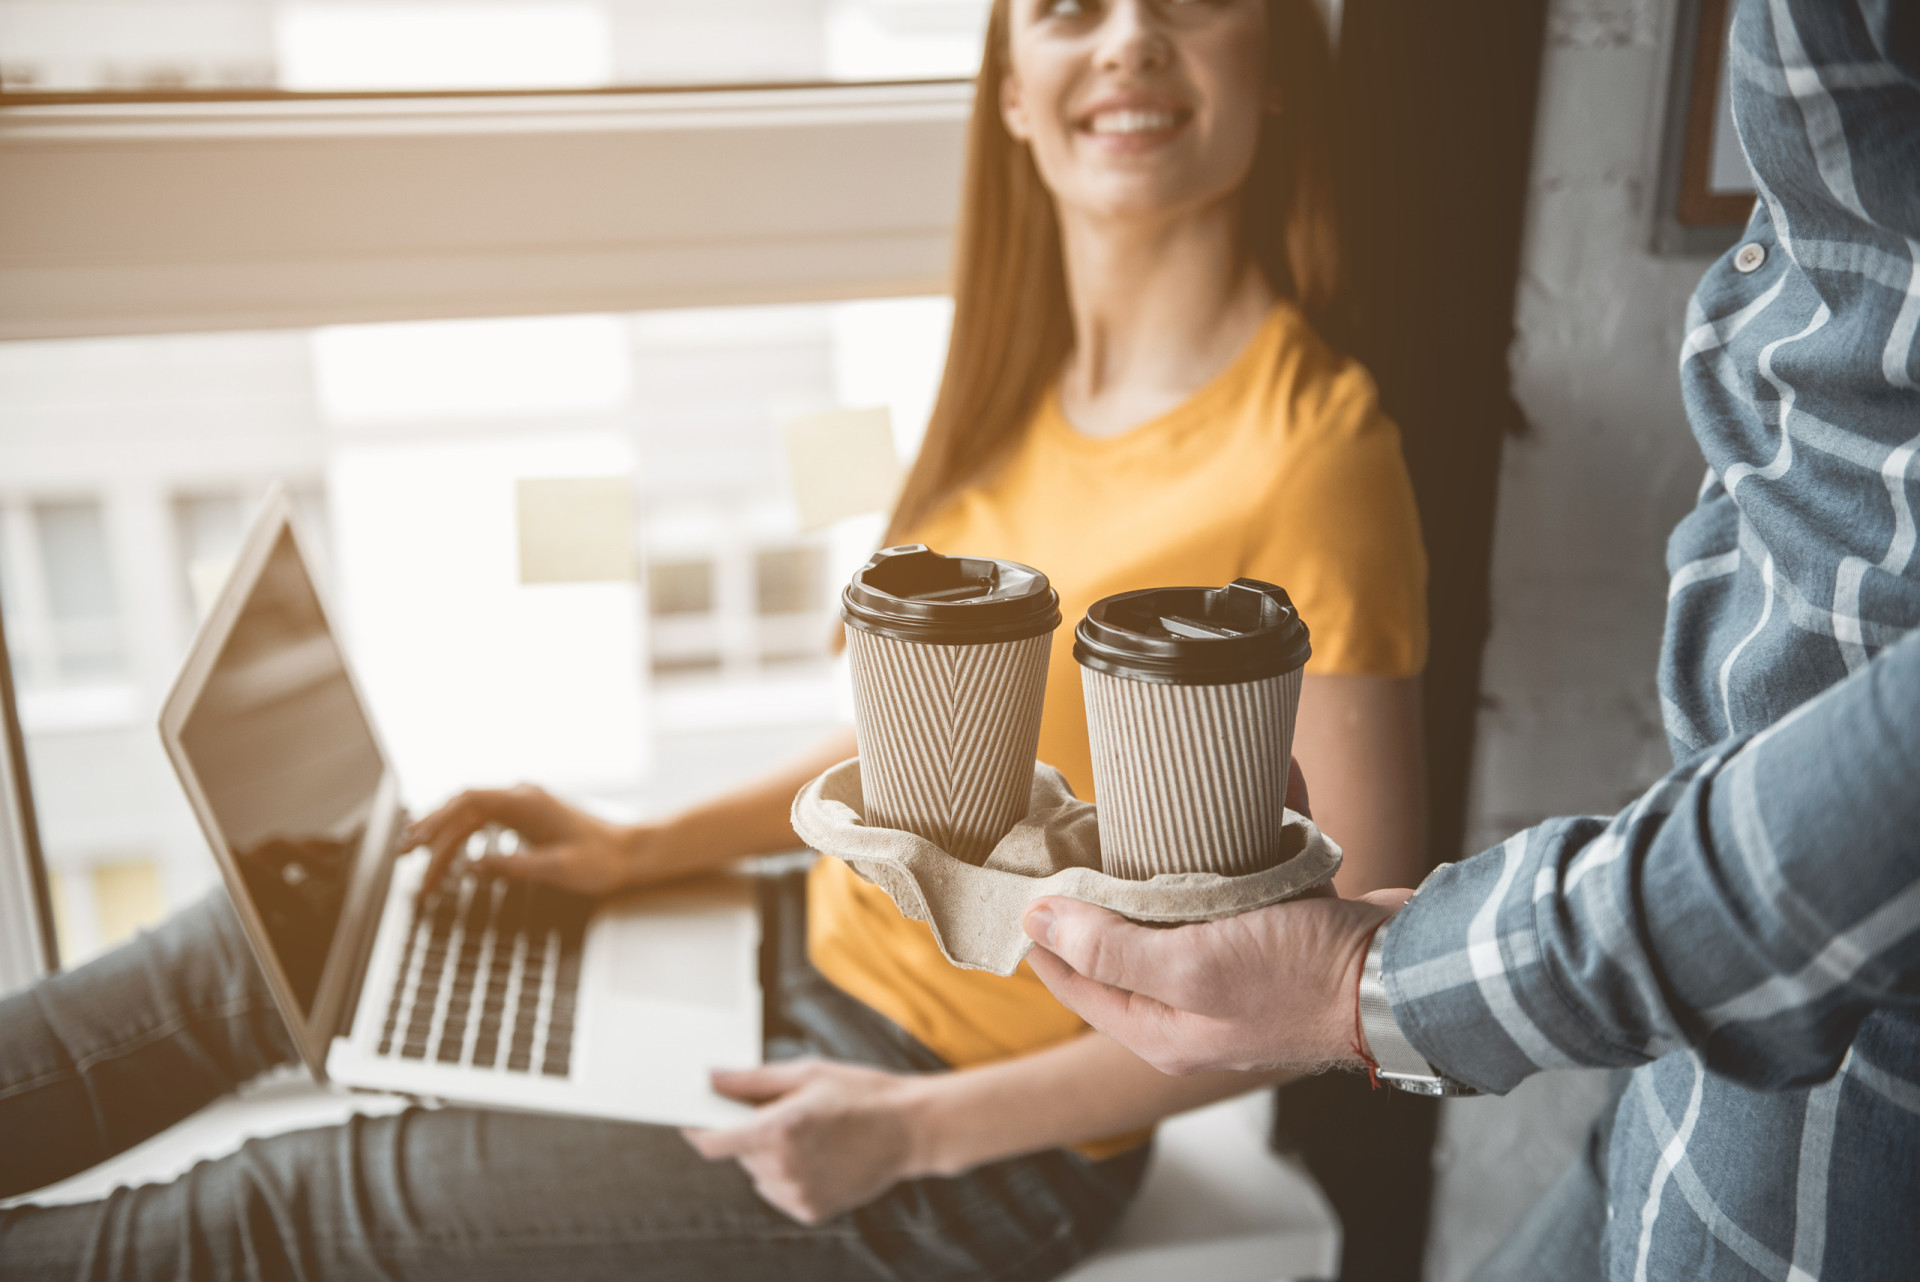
left=375, top=873, right=588, bottom=1079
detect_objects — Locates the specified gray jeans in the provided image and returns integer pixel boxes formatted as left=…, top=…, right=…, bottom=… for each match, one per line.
left=0, top=877, right=1147, bottom=1281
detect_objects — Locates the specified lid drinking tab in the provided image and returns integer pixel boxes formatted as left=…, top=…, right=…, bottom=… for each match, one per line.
left=1073, top=578, right=1312, bottom=685
left=841, top=544, right=1062, bottom=645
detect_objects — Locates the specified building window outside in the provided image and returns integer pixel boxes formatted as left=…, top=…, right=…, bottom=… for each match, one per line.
left=35, top=500, right=126, bottom=683
left=648, top=559, right=715, bottom=618
left=173, top=491, right=249, bottom=622
left=755, top=545, right=824, bottom=616
left=0, top=495, right=143, bottom=965
left=0, top=497, right=129, bottom=691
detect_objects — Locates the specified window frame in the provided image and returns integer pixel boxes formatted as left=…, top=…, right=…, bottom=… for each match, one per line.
left=0, top=594, right=58, bottom=991
left=0, top=80, right=972, bottom=340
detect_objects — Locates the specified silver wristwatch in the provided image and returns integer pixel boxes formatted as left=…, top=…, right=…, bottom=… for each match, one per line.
left=1358, top=922, right=1481, bottom=1097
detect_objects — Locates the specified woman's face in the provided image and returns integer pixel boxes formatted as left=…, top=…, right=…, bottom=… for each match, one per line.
left=1001, top=0, right=1272, bottom=225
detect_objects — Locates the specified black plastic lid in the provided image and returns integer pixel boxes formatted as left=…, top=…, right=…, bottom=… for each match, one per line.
left=841, top=544, right=1062, bottom=645
left=1073, top=578, right=1311, bottom=685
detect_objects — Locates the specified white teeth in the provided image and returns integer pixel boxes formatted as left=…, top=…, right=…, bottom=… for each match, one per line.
left=1088, top=109, right=1179, bottom=135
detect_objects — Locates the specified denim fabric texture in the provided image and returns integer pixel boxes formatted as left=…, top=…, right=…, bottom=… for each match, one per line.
left=1384, top=2, right=1920, bottom=1279
left=0, top=879, right=1147, bottom=1281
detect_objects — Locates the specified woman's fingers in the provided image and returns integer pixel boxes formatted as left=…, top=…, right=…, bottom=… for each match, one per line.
left=684, top=1134, right=822, bottom=1222
left=408, top=789, right=489, bottom=847
left=411, top=786, right=548, bottom=848
left=709, top=1062, right=817, bottom=1105
left=683, top=1063, right=823, bottom=1159
left=681, top=1109, right=781, bottom=1161
left=471, top=850, right=573, bottom=887
left=412, top=791, right=508, bottom=894
left=412, top=786, right=574, bottom=897
left=680, top=1125, right=743, bottom=1161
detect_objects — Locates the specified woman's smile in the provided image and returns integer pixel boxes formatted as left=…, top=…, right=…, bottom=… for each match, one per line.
left=1004, top=0, right=1267, bottom=220
left=1076, top=95, right=1195, bottom=153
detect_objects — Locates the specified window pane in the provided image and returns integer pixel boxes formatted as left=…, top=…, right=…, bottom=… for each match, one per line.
left=36, top=501, right=117, bottom=620
left=755, top=545, right=823, bottom=615
left=0, top=0, right=991, bottom=95
left=0, top=295, right=950, bottom=966
left=34, top=500, right=128, bottom=682
left=174, top=492, right=246, bottom=567
left=174, top=491, right=249, bottom=621
left=648, top=559, right=714, bottom=617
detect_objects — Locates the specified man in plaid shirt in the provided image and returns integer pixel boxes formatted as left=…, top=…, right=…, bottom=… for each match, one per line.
left=1023, top=1, right=1920, bottom=1277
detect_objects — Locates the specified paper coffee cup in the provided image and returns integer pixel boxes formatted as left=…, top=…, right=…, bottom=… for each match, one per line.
left=1075, top=578, right=1311, bottom=880
left=842, top=545, right=1061, bottom=865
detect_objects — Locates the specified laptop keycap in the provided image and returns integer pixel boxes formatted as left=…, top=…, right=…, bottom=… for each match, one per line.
left=376, top=871, right=587, bottom=1079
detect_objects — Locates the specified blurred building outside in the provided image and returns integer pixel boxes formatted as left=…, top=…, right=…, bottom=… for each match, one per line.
left=0, top=297, right=952, bottom=966
left=0, top=0, right=976, bottom=967
left=0, top=0, right=992, bottom=94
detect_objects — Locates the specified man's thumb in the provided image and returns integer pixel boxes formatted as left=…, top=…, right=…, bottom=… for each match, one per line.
left=1023, top=897, right=1165, bottom=996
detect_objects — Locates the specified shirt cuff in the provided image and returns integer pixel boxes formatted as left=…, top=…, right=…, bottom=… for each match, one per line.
left=1377, top=845, right=1579, bottom=1095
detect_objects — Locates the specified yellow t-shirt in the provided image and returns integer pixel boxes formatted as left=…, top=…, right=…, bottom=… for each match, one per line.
left=807, top=302, right=1428, bottom=1138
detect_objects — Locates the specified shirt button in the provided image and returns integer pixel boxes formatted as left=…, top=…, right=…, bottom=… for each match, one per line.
left=1734, top=242, right=1767, bottom=273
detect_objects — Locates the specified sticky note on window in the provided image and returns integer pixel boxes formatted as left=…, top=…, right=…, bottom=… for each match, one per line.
left=516, top=476, right=634, bottom=584
left=781, top=407, right=901, bottom=533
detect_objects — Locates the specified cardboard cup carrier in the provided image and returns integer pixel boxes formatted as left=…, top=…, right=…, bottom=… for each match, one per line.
left=1075, top=578, right=1311, bottom=880
left=842, top=545, right=1061, bottom=866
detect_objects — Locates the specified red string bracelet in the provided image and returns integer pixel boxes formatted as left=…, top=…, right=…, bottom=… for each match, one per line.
left=1351, top=917, right=1390, bottom=1091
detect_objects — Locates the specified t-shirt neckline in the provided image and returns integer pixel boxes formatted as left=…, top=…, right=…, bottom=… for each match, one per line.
left=1040, top=301, right=1293, bottom=456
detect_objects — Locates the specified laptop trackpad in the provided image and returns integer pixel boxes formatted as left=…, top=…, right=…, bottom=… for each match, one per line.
left=605, top=909, right=752, bottom=1012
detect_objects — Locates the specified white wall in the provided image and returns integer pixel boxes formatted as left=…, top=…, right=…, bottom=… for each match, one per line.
left=1429, top=0, right=1726, bottom=1276
left=1467, top=0, right=1718, bottom=860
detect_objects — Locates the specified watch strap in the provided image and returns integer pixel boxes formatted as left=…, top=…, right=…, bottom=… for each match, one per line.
left=1358, top=919, right=1481, bottom=1097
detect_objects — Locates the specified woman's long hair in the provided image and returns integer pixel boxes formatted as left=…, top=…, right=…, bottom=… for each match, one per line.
left=882, top=0, right=1341, bottom=544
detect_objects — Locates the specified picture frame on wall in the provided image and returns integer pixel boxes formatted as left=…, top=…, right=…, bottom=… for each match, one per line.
left=1652, top=0, right=1758, bottom=256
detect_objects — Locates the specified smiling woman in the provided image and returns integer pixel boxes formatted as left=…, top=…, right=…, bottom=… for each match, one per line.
left=805, top=0, right=1427, bottom=1191
left=892, top=0, right=1338, bottom=532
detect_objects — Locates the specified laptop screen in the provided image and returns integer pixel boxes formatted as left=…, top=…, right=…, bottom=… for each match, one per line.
left=178, top=527, right=385, bottom=1016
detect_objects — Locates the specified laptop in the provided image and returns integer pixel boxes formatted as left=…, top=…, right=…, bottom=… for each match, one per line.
left=159, top=487, right=761, bottom=1128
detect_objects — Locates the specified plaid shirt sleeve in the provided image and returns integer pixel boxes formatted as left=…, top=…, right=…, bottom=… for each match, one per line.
left=1380, top=626, right=1920, bottom=1096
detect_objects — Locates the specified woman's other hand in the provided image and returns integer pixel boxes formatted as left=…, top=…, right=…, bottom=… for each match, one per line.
left=408, top=785, right=649, bottom=898
left=683, top=1061, right=931, bottom=1224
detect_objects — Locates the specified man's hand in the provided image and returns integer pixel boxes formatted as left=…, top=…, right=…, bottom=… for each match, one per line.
left=683, top=1061, right=931, bottom=1224
left=1022, top=888, right=1414, bottom=1076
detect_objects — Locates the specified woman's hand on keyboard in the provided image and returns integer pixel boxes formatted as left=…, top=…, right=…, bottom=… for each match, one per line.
left=409, top=785, right=653, bottom=898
